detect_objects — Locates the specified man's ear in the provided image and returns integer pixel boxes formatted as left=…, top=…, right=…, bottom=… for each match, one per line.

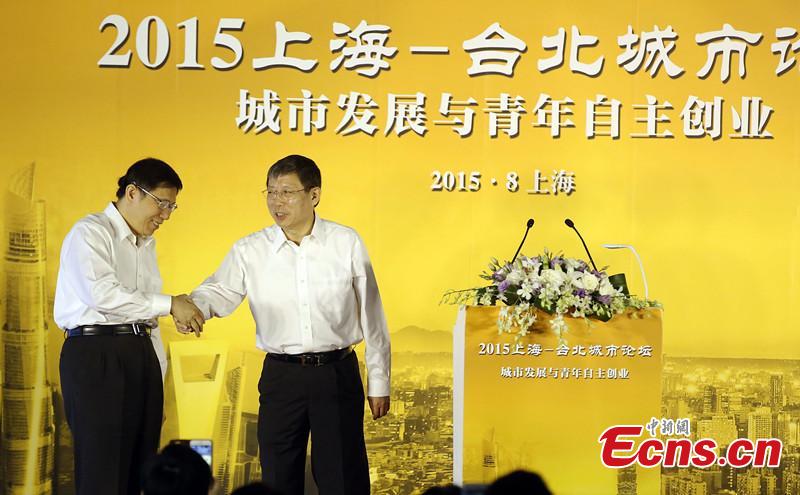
left=311, top=187, right=321, bottom=208
left=125, top=184, right=139, bottom=202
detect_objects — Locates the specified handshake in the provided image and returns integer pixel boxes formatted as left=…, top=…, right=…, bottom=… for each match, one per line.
left=170, top=294, right=205, bottom=337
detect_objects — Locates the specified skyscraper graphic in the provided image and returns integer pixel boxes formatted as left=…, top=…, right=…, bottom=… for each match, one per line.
left=169, top=340, right=229, bottom=440
left=1, top=164, right=55, bottom=495
left=770, top=375, right=784, bottom=410
left=748, top=407, right=773, bottom=441
left=169, top=341, right=265, bottom=492
left=481, top=428, right=498, bottom=484
left=617, top=465, right=637, bottom=495
left=212, top=351, right=263, bottom=493
left=235, top=411, right=261, bottom=487
left=702, top=385, right=719, bottom=415
left=213, top=357, right=241, bottom=493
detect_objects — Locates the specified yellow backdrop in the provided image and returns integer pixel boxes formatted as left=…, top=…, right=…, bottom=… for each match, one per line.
left=1, top=1, right=799, bottom=494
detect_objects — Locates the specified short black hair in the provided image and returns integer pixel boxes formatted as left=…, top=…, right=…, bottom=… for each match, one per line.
left=231, top=482, right=284, bottom=495
left=141, top=444, right=212, bottom=495
left=116, top=158, right=183, bottom=199
left=266, top=155, right=321, bottom=190
left=486, top=470, right=551, bottom=495
left=421, top=484, right=463, bottom=495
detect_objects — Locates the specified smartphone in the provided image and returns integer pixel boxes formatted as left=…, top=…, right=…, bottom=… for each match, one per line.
left=169, top=439, right=213, bottom=466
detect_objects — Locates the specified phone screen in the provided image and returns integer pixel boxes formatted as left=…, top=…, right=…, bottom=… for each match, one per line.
left=190, top=440, right=213, bottom=466
left=170, top=439, right=213, bottom=466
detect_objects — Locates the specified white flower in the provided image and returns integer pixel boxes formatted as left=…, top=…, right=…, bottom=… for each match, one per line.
left=540, top=269, right=565, bottom=287
left=516, top=281, right=533, bottom=300
left=478, top=292, right=494, bottom=306
left=599, top=279, right=616, bottom=296
left=506, top=269, right=524, bottom=285
left=580, top=273, right=599, bottom=291
left=549, top=313, right=568, bottom=340
left=522, top=257, right=541, bottom=271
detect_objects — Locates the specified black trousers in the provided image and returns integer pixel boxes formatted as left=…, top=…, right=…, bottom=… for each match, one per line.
left=258, top=351, right=370, bottom=495
left=60, top=334, right=163, bottom=495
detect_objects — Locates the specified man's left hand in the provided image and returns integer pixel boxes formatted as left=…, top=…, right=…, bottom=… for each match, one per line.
left=368, top=396, right=390, bottom=420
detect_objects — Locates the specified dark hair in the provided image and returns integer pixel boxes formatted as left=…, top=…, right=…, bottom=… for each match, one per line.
left=141, top=444, right=212, bottom=495
left=422, top=484, right=463, bottom=495
left=486, top=470, right=551, bottom=495
left=116, top=157, right=183, bottom=199
left=231, top=482, right=284, bottom=495
left=266, top=155, right=321, bottom=190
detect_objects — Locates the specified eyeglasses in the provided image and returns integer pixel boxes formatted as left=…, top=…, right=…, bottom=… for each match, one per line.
left=134, top=183, right=178, bottom=212
left=262, top=187, right=308, bottom=201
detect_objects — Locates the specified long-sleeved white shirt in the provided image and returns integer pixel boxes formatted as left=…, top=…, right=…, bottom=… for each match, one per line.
left=54, top=202, right=170, bottom=377
left=190, top=217, right=391, bottom=396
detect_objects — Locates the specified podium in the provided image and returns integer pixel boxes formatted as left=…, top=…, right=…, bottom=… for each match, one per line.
left=453, top=305, right=663, bottom=495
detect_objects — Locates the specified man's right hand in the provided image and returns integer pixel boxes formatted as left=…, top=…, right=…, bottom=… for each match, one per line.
left=170, top=294, right=204, bottom=337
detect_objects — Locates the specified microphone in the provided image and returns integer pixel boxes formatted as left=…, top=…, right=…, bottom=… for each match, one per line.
left=564, top=218, right=598, bottom=271
left=511, top=218, right=535, bottom=263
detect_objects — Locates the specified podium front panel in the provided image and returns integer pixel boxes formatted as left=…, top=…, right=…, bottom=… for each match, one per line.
left=454, top=305, right=663, bottom=495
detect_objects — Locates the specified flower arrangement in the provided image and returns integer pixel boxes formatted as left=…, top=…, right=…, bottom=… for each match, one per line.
left=441, top=250, right=660, bottom=340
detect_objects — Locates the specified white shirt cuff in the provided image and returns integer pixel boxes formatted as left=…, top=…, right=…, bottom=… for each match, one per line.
left=367, top=376, right=390, bottom=397
left=152, top=294, right=172, bottom=318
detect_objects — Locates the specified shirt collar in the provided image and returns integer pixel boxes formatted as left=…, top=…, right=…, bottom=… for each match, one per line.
left=308, top=214, right=326, bottom=243
left=270, top=226, right=289, bottom=254
left=104, top=202, right=153, bottom=246
left=269, top=214, right=326, bottom=253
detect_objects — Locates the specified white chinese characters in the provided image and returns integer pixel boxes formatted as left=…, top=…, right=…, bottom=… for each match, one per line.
left=100, top=16, right=800, bottom=81
left=237, top=90, right=775, bottom=139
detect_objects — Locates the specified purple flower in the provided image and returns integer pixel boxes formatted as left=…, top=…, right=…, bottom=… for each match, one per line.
left=573, top=289, right=588, bottom=298
left=498, top=280, right=511, bottom=293
left=493, top=271, right=506, bottom=282
left=596, top=295, right=611, bottom=305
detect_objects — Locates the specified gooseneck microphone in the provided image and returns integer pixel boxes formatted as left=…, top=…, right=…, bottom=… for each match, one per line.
left=511, top=218, right=535, bottom=263
left=564, top=218, right=598, bottom=271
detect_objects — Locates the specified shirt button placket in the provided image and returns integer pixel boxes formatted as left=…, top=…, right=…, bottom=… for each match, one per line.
left=136, top=247, right=143, bottom=290
left=298, top=249, right=313, bottom=349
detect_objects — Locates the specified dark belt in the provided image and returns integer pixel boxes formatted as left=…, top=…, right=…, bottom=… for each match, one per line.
left=65, top=323, right=152, bottom=338
left=268, top=347, right=352, bottom=367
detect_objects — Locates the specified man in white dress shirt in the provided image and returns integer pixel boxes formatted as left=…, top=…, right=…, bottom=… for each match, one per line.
left=187, top=155, right=390, bottom=495
left=54, top=158, right=205, bottom=495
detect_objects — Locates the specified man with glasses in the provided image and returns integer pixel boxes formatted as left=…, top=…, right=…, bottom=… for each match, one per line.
left=54, top=158, right=205, bottom=495
left=185, top=154, right=391, bottom=495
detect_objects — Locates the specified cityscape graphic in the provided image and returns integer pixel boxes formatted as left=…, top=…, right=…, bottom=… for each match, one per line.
left=1, top=164, right=797, bottom=495
left=658, top=356, right=800, bottom=495
left=160, top=329, right=454, bottom=495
